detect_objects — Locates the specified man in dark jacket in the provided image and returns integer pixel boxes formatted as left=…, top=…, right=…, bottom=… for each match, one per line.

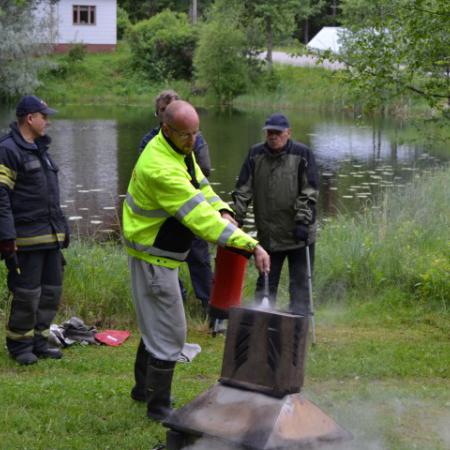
left=0, top=95, right=69, bottom=365
left=233, top=113, right=319, bottom=315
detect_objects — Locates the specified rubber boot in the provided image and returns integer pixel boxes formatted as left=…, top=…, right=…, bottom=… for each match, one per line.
left=33, top=334, right=63, bottom=359
left=146, top=357, right=175, bottom=422
left=130, top=338, right=148, bottom=402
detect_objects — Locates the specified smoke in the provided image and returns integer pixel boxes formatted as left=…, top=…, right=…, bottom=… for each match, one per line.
left=182, top=436, right=238, bottom=450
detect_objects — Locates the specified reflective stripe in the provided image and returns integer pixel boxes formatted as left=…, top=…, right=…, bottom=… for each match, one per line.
left=123, top=238, right=190, bottom=262
left=0, top=174, right=14, bottom=189
left=16, top=233, right=65, bottom=246
left=35, top=329, right=50, bottom=338
left=175, top=192, right=205, bottom=221
left=0, top=164, right=17, bottom=180
left=207, top=196, right=220, bottom=204
left=126, top=192, right=169, bottom=218
left=6, top=328, right=34, bottom=340
left=217, top=223, right=238, bottom=246
left=199, top=177, right=209, bottom=187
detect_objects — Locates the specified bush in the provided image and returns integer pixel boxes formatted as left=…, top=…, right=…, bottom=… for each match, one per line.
left=127, top=10, right=197, bottom=81
left=194, top=11, right=249, bottom=105
left=67, top=43, right=87, bottom=62
left=117, top=6, right=131, bottom=41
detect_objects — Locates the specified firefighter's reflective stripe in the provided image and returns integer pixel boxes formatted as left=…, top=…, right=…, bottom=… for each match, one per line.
left=123, top=237, right=190, bottom=261
left=6, top=329, right=34, bottom=340
left=35, top=329, right=50, bottom=338
left=199, top=177, right=209, bottom=187
left=217, top=222, right=238, bottom=246
left=207, top=196, right=220, bottom=204
left=0, top=164, right=17, bottom=180
left=16, top=233, right=65, bottom=246
left=175, top=192, right=205, bottom=221
left=126, top=192, right=169, bottom=218
left=0, top=174, right=15, bottom=189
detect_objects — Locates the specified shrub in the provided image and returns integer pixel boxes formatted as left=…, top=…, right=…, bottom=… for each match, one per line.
left=194, top=11, right=249, bottom=105
left=127, top=10, right=197, bottom=81
left=117, top=6, right=131, bottom=41
left=67, top=43, right=87, bottom=62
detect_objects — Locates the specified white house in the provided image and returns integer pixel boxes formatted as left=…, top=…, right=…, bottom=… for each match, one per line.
left=37, top=0, right=117, bottom=52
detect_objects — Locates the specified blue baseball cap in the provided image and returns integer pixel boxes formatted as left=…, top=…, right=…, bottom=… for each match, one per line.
left=16, top=95, right=57, bottom=117
left=262, top=113, right=290, bottom=131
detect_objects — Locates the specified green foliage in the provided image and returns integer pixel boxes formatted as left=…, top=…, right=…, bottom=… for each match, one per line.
left=67, top=43, right=87, bottom=62
left=127, top=10, right=197, bottom=81
left=0, top=1, right=54, bottom=98
left=194, top=2, right=250, bottom=105
left=116, top=5, right=131, bottom=40
left=337, top=0, right=450, bottom=111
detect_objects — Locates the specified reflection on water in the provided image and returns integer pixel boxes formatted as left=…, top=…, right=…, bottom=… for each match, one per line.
left=0, top=105, right=446, bottom=238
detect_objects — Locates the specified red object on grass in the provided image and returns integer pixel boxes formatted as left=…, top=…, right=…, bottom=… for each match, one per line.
left=209, top=246, right=249, bottom=318
left=95, top=330, right=130, bottom=346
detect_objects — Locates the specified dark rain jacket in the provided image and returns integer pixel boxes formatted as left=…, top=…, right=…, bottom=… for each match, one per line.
left=0, top=122, right=69, bottom=251
left=139, top=126, right=212, bottom=177
left=232, top=139, right=319, bottom=252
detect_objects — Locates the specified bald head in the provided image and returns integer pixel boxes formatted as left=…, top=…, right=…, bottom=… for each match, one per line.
left=162, top=100, right=200, bottom=155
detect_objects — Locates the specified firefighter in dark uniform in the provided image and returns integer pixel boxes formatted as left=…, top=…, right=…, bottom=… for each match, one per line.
left=0, top=95, right=69, bottom=365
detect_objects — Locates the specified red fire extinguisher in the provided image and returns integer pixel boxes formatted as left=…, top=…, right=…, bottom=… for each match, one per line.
left=209, top=246, right=250, bottom=334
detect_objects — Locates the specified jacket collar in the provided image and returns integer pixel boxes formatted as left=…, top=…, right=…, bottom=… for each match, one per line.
left=9, top=121, right=51, bottom=153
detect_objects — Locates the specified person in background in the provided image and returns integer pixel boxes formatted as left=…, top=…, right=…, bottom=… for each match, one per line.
left=232, top=113, right=319, bottom=315
left=130, top=91, right=215, bottom=405
left=123, top=100, right=270, bottom=421
left=0, top=95, right=70, bottom=365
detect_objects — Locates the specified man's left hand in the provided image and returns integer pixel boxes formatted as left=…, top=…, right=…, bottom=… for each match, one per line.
left=294, top=223, right=309, bottom=244
left=221, top=211, right=238, bottom=227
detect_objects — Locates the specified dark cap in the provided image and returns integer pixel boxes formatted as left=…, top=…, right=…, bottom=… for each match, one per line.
left=16, top=95, right=57, bottom=117
left=262, top=113, right=290, bottom=131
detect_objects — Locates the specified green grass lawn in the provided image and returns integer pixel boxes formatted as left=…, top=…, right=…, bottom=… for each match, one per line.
left=0, top=302, right=448, bottom=450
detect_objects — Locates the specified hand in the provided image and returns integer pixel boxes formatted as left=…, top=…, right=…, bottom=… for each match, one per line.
left=294, top=223, right=309, bottom=244
left=0, top=239, right=17, bottom=259
left=62, top=233, right=70, bottom=249
left=221, top=211, right=238, bottom=227
left=253, top=244, right=270, bottom=274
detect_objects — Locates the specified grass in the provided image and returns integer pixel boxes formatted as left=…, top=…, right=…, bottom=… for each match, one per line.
left=0, top=153, right=448, bottom=449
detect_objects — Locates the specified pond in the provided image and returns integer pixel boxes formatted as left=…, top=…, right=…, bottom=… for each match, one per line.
left=0, top=104, right=447, bottom=238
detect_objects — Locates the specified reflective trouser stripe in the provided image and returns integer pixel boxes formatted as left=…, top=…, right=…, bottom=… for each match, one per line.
left=16, top=233, right=65, bottom=246
left=7, top=286, right=41, bottom=340
left=6, top=329, right=34, bottom=340
left=126, top=192, right=169, bottom=218
left=217, top=223, right=238, bottom=246
left=123, top=238, right=190, bottom=262
left=175, top=192, right=205, bottom=221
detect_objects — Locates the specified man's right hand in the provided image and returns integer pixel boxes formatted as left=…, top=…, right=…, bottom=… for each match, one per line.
left=253, top=244, right=270, bottom=274
left=0, top=239, right=17, bottom=260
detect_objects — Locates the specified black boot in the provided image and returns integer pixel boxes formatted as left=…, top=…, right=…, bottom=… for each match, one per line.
left=146, top=357, right=175, bottom=421
left=33, top=334, right=63, bottom=359
left=131, top=338, right=148, bottom=402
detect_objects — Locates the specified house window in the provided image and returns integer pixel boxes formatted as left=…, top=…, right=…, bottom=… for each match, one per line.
left=73, top=5, right=96, bottom=25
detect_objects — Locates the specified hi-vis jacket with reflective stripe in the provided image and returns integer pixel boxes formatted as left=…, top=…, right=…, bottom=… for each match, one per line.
left=0, top=123, right=69, bottom=251
left=123, top=131, right=258, bottom=268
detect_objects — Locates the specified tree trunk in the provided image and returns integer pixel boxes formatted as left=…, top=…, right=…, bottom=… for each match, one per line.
left=303, top=19, right=309, bottom=43
left=191, top=0, right=198, bottom=24
left=265, top=17, right=273, bottom=69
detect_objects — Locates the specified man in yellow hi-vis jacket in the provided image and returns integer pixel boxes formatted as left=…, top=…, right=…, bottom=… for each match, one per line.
left=123, top=100, right=270, bottom=421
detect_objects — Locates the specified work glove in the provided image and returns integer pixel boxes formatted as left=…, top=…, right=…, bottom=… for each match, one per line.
left=0, top=239, right=16, bottom=260
left=294, top=223, right=309, bottom=244
left=62, top=233, right=70, bottom=249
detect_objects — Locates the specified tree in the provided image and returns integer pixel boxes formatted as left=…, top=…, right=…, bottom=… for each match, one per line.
left=336, top=0, right=450, bottom=110
left=0, top=0, right=57, bottom=99
left=194, top=1, right=249, bottom=105
left=243, top=0, right=300, bottom=68
left=296, top=0, right=326, bottom=43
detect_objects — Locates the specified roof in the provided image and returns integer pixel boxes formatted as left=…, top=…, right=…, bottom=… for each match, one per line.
left=306, top=27, right=347, bottom=54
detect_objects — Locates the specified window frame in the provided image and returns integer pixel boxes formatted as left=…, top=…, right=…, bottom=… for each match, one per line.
left=73, top=5, right=96, bottom=26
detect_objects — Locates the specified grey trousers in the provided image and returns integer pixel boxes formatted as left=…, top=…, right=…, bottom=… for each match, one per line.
left=128, top=256, right=186, bottom=361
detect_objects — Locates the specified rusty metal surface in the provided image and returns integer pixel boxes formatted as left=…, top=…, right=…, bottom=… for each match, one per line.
left=164, top=384, right=352, bottom=449
left=220, top=307, right=309, bottom=398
